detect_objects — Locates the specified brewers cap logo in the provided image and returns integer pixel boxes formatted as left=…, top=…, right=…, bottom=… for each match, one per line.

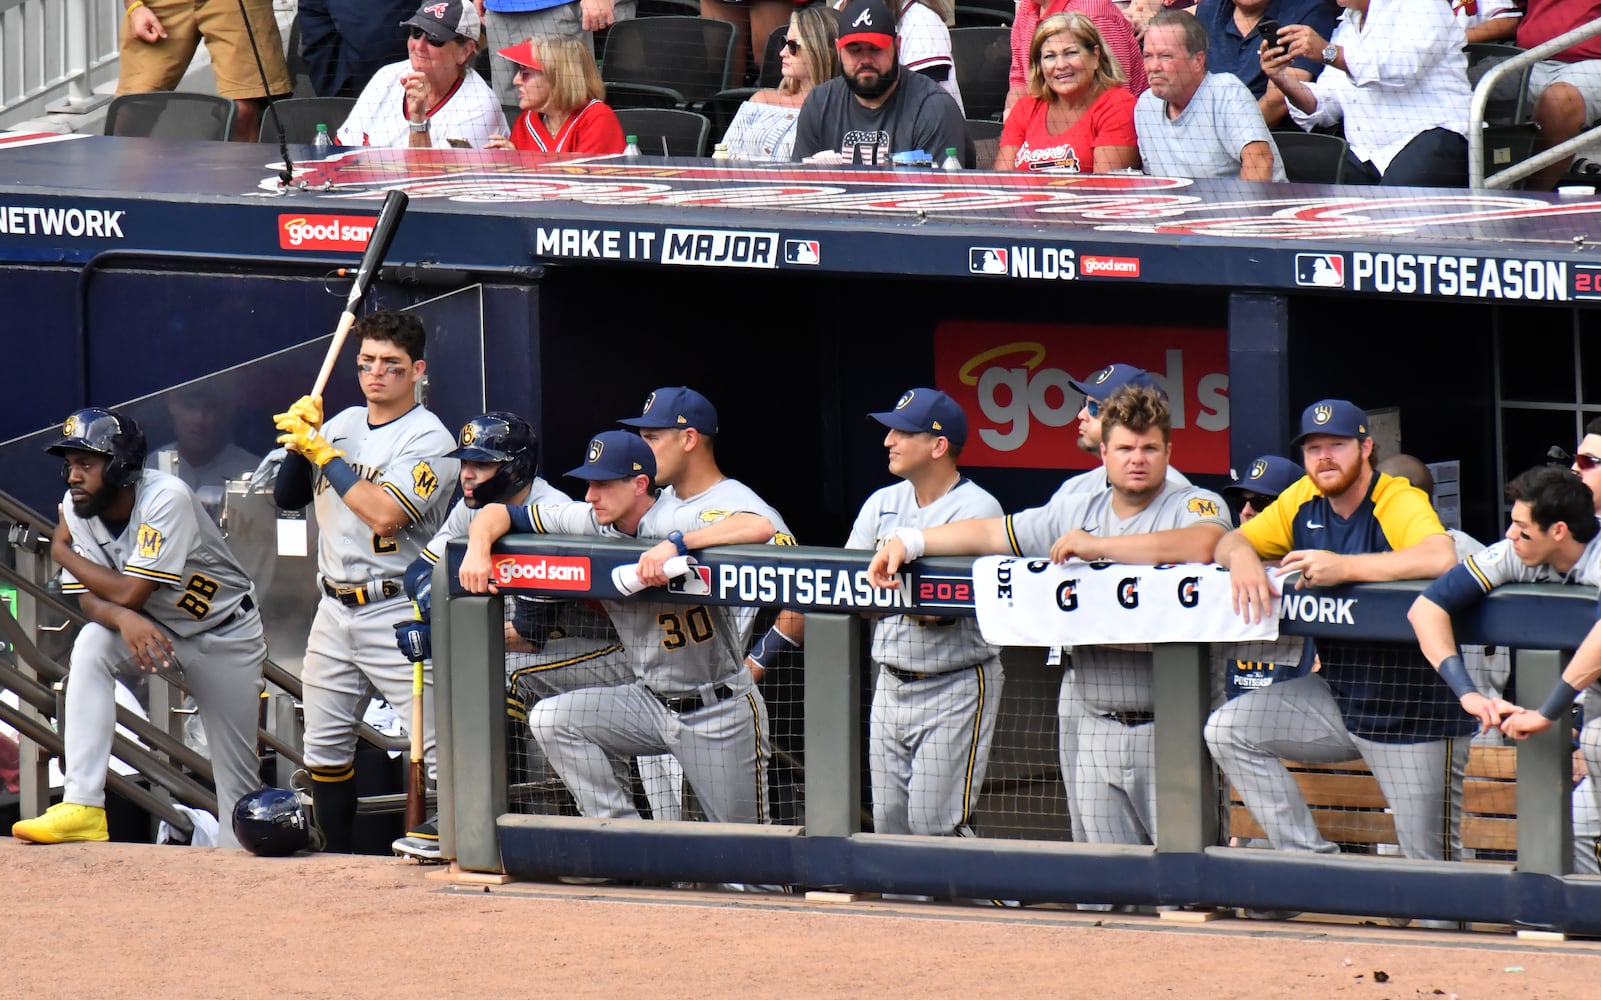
left=63, top=415, right=79, bottom=438
left=640, top=391, right=657, bottom=415
left=412, top=461, right=440, bottom=499
left=1090, top=366, right=1113, bottom=384
left=1313, top=404, right=1333, bottom=425
left=1248, top=459, right=1268, bottom=481
left=1187, top=497, right=1219, bottom=517
left=895, top=390, right=915, bottom=410
left=460, top=422, right=477, bottom=446
left=588, top=438, right=604, bottom=464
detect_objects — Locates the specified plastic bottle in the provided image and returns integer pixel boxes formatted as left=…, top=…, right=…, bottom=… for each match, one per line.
left=941, top=146, right=963, bottom=171
left=313, top=123, right=333, bottom=155
left=712, top=142, right=731, bottom=163
left=623, top=134, right=642, bottom=160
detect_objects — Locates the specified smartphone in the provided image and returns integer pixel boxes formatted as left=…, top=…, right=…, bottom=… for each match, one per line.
left=1258, top=18, right=1282, bottom=55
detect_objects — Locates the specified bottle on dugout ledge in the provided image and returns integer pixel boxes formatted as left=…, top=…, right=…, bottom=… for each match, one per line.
left=313, top=123, right=332, bottom=155
left=623, top=135, right=642, bottom=160
left=942, top=147, right=962, bottom=171
left=712, top=142, right=731, bottom=163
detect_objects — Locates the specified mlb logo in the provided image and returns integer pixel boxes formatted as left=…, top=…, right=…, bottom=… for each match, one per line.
left=1295, top=253, right=1345, bottom=288
left=784, top=240, right=820, bottom=265
left=667, top=564, right=713, bottom=597
left=969, top=247, right=1008, bottom=275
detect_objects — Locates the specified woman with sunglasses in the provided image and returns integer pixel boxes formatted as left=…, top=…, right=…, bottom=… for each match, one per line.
left=336, top=0, right=507, bottom=149
left=720, top=5, right=839, bottom=162
left=994, top=13, right=1138, bottom=173
left=486, top=36, right=624, bottom=154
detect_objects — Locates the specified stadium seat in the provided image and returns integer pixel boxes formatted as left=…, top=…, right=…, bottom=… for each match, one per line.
left=756, top=25, right=789, bottom=91
left=638, top=0, right=701, bottom=15
left=1481, top=121, right=1542, bottom=189
left=965, top=118, right=1002, bottom=169
left=1464, top=42, right=1533, bottom=127
left=951, top=26, right=1011, bottom=122
left=615, top=107, right=713, bottom=157
left=955, top=5, right=1011, bottom=28
left=256, top=97, right=358, bottom=144
left=601, top=16, right=737, bottom=111
left=104, top=93, right=236, bottom=140
left=1274, top=130, right=1349, bottom=184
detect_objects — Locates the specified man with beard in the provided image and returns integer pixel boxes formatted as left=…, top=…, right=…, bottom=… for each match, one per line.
left=792, top=0, right=972, bottom=166
left=869, top=384, right=1231, bottom=848
left=1206, top=399, right=1463, bottom=880
left=13, top=409, right=266, bottom=847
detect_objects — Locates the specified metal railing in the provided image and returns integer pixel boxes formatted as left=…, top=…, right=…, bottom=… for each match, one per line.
left=438, top=536, right=1601, bottom=934
left=1471, top=19, right=1601, bottom=189
left=0, top=0, right=122, bottom=123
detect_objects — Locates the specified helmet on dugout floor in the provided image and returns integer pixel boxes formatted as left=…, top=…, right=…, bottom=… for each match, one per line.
left=445, top=411, right=538, bottom=507
left=46, top=407, right=148, bottom=488
left=233, top=787, right=314, bottom=857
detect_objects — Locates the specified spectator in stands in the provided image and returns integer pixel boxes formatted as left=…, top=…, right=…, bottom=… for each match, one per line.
left=1008, top=0, right=1147, bottom=116
left=1208, top=399, right=1466, bottom=876
left=1135, top=10, right=1285, bottom=180
left=476, top=0, right=637, bottom=109
left=337, top=0, right=507, bottom=149
left=486, top=37, right=624, bottom=153
left=723, top=5, right=840, bottom=161
left=879, top=0, right=966, bottom=114
left=703, top=0, right=797, bottom=90
left=1263, top=0, right=1471, bottom=187
left=299, top=0, right=416, bottom=100
left=1196, top=0, right=1336, bottom=127
left=995, top=13, right=1140, bottom=172
left=1457, top=0, right=1521, bottom=44
left=792, top=0, right=973, bottom=166
left=117, top=0, right=291, bottom=142
left=1519, top=3, right=1601, bottom=190
left=1573, top=417, right=1601, bottom=513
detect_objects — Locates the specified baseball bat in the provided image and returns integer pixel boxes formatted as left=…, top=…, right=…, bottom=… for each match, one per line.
left=310, top=189, right=410, bottom=398
left=405, top=655, right=426, bottom=834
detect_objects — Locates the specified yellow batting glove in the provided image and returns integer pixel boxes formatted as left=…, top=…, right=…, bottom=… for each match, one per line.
left=276, top=418, right=344, bottom=467
left=287, top=394, right=324, bottom=430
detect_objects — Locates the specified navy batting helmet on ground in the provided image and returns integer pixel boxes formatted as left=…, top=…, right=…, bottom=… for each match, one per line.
left=46, top=407, right=148, bottom=488
left=444, top=412, right=538, bottom=507
left=233, top=787, right=314, bottom=857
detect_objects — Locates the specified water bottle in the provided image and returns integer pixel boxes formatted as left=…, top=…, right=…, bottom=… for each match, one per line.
left=623, top=134, right=642, bottom=161
left=712, top=142, right=731, bottom=163
left=941, top=146, right=963, bottom=171
left=313, top=123, right=333, bottom=155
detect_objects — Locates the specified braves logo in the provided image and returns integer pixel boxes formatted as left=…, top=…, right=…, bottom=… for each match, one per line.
left=851, top=7, right=875, bottom=27
left=423, top=2, right=449, bottom=18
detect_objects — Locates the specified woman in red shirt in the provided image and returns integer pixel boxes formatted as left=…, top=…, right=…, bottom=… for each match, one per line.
left=487, top=36, right=624, bottom=155
left=995, top=13, right=1139, bottom=174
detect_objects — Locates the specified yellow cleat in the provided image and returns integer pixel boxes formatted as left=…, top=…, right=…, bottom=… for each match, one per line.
left=12, top=803, right=109, bottom=844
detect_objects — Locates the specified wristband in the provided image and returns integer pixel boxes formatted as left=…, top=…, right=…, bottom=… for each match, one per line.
left=1436, top=654, right=1478, bottom=701
left=747, top=624, right=801, bottom=671
left=668, top=530, right=689, bottom=557
left=1537, top=680, right=1581, bottom=722
left=893, top=527, right=925, bottom=562
left=409, top=118, right=430, bottom=133
left=126, top=1, right=145, bottom=16
left=323, top=457, right=361, bottom=497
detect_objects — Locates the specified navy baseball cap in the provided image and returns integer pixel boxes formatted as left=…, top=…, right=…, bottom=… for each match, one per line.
left=1293, top=399, right=1369, bottom=446
left=618, top=386, right=718, bottom=435
left=1068, top=363, right=1165, bottom=401
left=868, top=388, right=968, bottom=446
left=566, top=430, right=656, bottom=481
left=1224, top=455, right=1303, bottom=501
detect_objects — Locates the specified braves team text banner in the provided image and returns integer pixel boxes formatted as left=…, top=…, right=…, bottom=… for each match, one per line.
left=971, top=557, right=1281, bottom=647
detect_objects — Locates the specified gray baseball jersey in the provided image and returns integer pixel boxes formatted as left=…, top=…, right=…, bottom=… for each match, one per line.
left=59, top=470, right=254, bottom=636
left=1005, top=479, right=1233, bottom=712
left=313, top=404, right=458, bottom=584
left=421, top=476, right=571, bottom=566
left=846, top=477, right=1002, bottom=673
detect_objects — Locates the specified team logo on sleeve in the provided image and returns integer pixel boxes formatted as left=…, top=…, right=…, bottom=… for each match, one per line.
left=136, top=524, right=163, bottom=558
left=773, top=530, right=797, bottom=546
left=412, top=461, right=440, bottom=499
left=698, top=509, right=732, bottom=524
left=1186, top=497, right=1219, bottom=517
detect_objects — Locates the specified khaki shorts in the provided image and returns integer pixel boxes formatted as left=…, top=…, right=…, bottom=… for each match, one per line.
left=118, top=0, right=292, bottom=99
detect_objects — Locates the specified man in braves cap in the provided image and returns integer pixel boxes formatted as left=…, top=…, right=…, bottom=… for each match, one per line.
left=792, top=0, right=972, bottom=166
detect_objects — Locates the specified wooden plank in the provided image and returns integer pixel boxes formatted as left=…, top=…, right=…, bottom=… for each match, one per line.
left=1308, top=808, right=1394, bottom=845
left=1229, top=805, right=1267, bottom=842
left=1466, top=745, right=1517, bottom=780
left=1461, top=816, right=1519, bottom=853
left=1464, top=780, right=1517, bottom=817
left=1290, top=772, right=1390, bottom=810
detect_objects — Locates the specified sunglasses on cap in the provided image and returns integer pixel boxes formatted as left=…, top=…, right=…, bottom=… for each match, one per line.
left=409, top=26, right=450, bottom=47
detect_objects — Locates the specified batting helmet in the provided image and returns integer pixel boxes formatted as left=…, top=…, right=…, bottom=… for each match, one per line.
left=233, top=787, right=314, bottom=857
left=445, top=411, right=538, bottom=507
left=46, top=408, right=148, bottom=488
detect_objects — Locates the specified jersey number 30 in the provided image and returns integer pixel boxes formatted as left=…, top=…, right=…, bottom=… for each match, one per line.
left=658, top=606, right=714, bottom=649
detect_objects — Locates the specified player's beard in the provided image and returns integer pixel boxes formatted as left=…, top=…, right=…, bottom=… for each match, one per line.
left=72, top=480, right=120, bottom=519
left=1311, top=457, right=1364, bottom=499
left=845, top=59, right=899, bottom=100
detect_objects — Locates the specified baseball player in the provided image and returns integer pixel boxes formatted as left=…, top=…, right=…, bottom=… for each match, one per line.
left=1208, top=399, right=1465, bottom=867
left=271, top=310, right=458, bottom=853
left=1218, top=454, right=1312, bottom=700
left=13, top=409, right=265, bottom=849
left=869, top=384, right=1231, bottom=847
left=1063, top=364, right=1192, bottom=496
left=1469, top=468, right=1601, bottom=874
left=748, top=389, right=1005, bottom=838
left=463, top=387, right=796, bottom=824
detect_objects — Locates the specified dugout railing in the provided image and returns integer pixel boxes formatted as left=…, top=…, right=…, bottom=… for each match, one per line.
left=437, top=536, right=1600, bottom=933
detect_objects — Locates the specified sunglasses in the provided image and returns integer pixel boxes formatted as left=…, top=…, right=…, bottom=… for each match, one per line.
left=782, top=39, right=804, bottom=55
left=1084, top=399, right=1101, bottom=418
left=409, top=26, right=450, bottom=47
left=1238, top=492, right=1273, bottom=507
left=1576, top=453, right=1601, bottom=472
